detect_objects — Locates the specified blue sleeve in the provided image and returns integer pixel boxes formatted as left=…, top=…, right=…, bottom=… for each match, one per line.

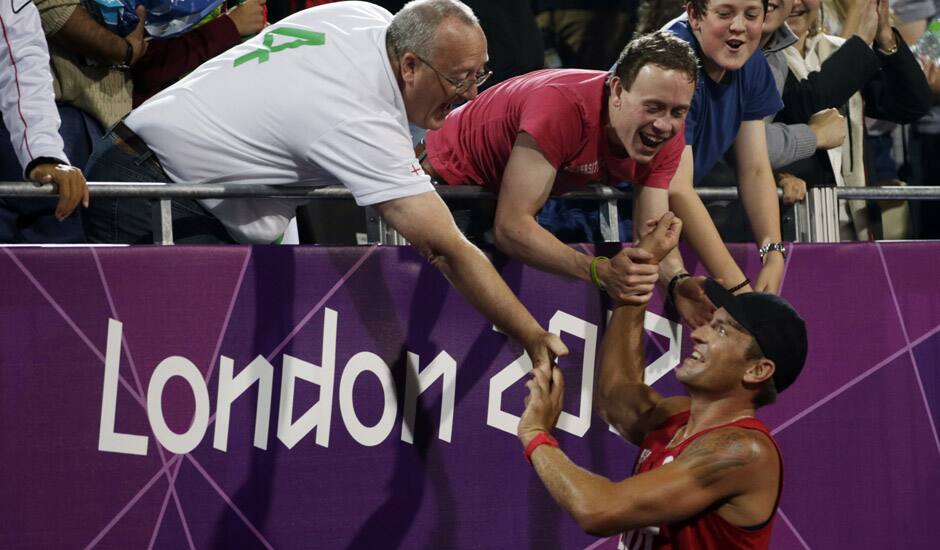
left=742, top=53, right=784, bottom=121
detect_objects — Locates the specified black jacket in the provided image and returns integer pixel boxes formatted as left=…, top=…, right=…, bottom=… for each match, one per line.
left=775, top=30, right=931, bottom=186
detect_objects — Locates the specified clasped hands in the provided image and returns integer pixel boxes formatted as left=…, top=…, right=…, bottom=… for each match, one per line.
left=518, top=212, right=687, bottom=444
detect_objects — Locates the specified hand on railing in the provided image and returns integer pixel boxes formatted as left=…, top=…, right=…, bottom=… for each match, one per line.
left=776, top=173, right=807, bottom=204
left=28, top=163, right=89, bottom=221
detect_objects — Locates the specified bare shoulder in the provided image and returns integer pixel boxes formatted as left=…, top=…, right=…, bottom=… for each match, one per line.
left=647, top=396, right=691, bottom=432
left=678, top=426, right=778, bottom=488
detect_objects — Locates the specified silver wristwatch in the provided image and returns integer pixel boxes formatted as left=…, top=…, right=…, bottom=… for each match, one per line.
left=758, top=242, right=786, bottom=262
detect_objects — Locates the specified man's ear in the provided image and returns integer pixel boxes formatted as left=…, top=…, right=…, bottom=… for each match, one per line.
left=400, top=52, right=419, bottom=86
left=609, top=75, right=623, bottom=107
left=687, top=4, right=702, bottom=31
left=744, top=358, right=776, bottom=386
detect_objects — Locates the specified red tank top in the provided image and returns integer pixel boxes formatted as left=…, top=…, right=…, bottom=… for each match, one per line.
left=618, top=410, right=782, bottom=550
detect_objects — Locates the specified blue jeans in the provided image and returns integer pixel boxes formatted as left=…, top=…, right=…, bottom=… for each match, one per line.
left=0, top=105, right=94, bottom=243
left=83, top=128, right=235, bottom=244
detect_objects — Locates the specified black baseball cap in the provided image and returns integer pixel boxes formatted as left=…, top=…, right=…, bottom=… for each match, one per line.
left=703, top=279, right=808, bottom=393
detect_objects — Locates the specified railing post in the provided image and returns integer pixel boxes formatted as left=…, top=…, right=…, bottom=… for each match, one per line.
left=599, top=199, right=620, bottom=242
left=365, top=207, right=382, bottom=244
left=152, top=200, right=174, bottom=245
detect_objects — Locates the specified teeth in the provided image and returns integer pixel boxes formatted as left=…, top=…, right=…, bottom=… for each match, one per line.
left=690, top=350, right=703, bottom=361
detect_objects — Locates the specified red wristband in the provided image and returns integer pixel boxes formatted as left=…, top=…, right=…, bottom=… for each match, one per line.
left=524, top=432, right=559, bottom=465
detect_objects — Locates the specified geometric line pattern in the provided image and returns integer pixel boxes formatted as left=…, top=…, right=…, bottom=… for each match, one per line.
left=82, top=246, right=377, bottom=548
left=90, top=248, right=197, bottom=550
left=776, top=508, right=811, bottom=550
left=876, top=242, right=940, bottom=457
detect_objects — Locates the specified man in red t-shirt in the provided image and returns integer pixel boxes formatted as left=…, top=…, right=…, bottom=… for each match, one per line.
left=423, top=31, right=712, bottom=323
left=517, top=212, right=807, bottom=549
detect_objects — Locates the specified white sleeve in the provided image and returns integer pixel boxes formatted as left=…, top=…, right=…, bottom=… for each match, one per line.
left=0, top=0, right=68, bottom=177
left=307, top=114, right=433, bottom=206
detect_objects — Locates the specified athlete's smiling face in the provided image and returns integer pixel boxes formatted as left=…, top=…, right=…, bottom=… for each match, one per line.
left=689, top=0, right=765, bottom=81
left=399, top=18, right=488, bottom=130
left=677, top=308, right=764, bottom=394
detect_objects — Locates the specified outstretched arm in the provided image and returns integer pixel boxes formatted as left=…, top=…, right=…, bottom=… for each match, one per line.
left=595, top=213, right=691, bottom=445
left=668, top=146, right=751, bottom=290
left=734, top=121, right=784, bottom=293
left=493, top=133, right=659, bottom=304
left=375, top=190, right=568, bottom=370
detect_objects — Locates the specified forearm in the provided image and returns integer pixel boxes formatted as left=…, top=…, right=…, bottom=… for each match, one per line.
left=50, top=5, right=127, bottom=64
left=669, top=185, right=747, bottom=286
left=433, top=236, right=544, bottom=344
left=526, top=443, right=619, bottom=535
left=494, top=216, right=595, bottom=283
left=765, top=121, right=817, bottom=169
left=598, top=305, right=646, bottom=392
left=739, top=170, right=782, bottom=247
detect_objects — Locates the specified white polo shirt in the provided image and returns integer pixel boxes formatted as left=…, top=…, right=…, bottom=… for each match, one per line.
left=126, top=1, right=432, bottom=243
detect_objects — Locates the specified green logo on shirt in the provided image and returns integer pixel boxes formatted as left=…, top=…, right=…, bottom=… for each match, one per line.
left=234, top=28, right=326, bottom=67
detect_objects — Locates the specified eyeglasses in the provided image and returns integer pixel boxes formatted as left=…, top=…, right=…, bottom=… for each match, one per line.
left=414, top=53, right=492, bottom=96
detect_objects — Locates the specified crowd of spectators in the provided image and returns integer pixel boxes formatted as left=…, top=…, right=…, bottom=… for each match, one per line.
left=2, top=0, right=938, bottom=249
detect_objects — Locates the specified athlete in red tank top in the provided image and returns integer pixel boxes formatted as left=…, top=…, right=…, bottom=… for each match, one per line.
left=619, top=410, right=782, bottom=549
left=516, top=212, right=807, bottom=550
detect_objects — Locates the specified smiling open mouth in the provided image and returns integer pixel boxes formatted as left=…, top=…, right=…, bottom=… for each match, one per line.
left=789, top=8, right=808, bottom=17
left=639, top=132, right=667, bottom=148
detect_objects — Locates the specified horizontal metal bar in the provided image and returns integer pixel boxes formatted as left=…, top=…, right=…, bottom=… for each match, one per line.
left=0, top=182, right=760, bottom=201
left=8, top=182, right=940, bottom=201
left=832, top=187, right=940, bottom=199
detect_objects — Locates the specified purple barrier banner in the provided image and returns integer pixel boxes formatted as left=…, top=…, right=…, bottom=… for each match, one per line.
left=1, top=242, right=938, bottom=549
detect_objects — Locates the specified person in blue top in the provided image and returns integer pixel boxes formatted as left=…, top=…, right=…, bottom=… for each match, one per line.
left=658, top=0, right=788, bottom=306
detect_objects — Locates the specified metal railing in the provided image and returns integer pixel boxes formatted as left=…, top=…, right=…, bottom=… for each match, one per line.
left=3, top=181, right=940, bottom=244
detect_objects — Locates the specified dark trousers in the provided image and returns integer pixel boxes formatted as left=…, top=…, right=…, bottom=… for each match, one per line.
left=83, top=126, right=235, bottom=244
left=0, top=105, right=95, bottom=243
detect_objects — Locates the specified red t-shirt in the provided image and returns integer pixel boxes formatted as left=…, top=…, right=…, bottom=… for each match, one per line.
left=424, top=69, right=684, bottom=193
left=620, top=410, right=782, bottom=550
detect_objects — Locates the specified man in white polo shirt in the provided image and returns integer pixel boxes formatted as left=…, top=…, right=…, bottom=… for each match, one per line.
left=83, top=0, right=567, bottom=369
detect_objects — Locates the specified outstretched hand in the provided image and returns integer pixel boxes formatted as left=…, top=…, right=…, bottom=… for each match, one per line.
left=599, top=247, right=658, bottom=305
left=673, top=275, right=715, bottom=327
left=636, top=211, right=682, bottom=262
left=517, top=363, right=564, bottom=446
left=754, top=254, right=784, bottom=294
left=525, top=331, right=569, bottom=376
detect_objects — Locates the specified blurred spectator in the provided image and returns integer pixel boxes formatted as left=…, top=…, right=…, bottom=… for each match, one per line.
left=776, top=0, right=929, bottom=239
left=0, top=0, right=89, bottom=242
left=535, top=0, right=637, bottom=69
left=132, top=0, right=268, bottom=106
left=636, top=0, right=685, bottom=34
left=897, top=0, right=940, bottom=238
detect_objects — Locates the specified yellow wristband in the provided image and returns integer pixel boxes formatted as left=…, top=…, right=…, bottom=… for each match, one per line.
left=590, top=256, right=609, bottom=290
